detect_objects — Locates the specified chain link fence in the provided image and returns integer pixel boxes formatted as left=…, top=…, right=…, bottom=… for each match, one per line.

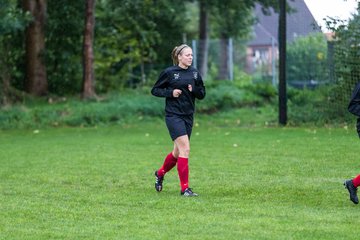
left=190, top=36, right=335, bottom=85
left=188, top=34, right=359, bottom=124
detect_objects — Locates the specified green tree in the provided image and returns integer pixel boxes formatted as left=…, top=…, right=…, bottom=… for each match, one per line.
left=328, top=3, right=360, bottom=109
left=211, top=0, right=254, bottom=80
left=46, top=1, right=84, bottom=95
left=331, top=4, right=360, bottom=85
left=0, top=0, right=29, bottom=105
left=94, top=0, right=188, bottom=91
left=286, top=33, right=328, bottom=82
left=323, top=3, right=360, bottom=118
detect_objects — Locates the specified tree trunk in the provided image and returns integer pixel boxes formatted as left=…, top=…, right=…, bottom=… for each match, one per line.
left=0, top=40, right=10, bottom=105
left=23, top=0, right=48, bottom=96
left=218, top=36, right=228, bottom=80
left=198, top=0, right=208, bottom=79
left=82, top=0, right=96, bottom=99
left=0, top=71, right=10, bottom=105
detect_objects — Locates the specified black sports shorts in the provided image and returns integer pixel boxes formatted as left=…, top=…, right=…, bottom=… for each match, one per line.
left=165, top=114, right=193, bottom=141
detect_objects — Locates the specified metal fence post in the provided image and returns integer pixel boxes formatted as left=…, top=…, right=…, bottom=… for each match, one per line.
left=228, top=38, right=234, bottom=81
left=271, top=37, right=277, bottom=86
left=192, top=39, right=197, bottom=69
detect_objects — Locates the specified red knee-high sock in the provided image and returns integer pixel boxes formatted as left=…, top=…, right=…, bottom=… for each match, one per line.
left=353, top=174, right=360, bottom=187
left=157, top=152, right=177, bottom=177
left=177, top=157, right=189, bottom=192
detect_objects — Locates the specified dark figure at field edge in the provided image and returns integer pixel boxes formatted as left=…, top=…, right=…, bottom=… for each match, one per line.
left=345, top=78, right=360, bottom=205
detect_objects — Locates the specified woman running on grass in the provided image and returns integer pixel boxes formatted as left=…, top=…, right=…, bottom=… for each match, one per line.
left=151, top=44, right=206, bottom=197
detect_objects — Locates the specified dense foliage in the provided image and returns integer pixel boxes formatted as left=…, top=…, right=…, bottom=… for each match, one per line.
left=94, top=0, right=188, bottom=91
left=0, top=0, right=282, bottom=99
left=324, top=4, right=360, bottom=117
left=0, top=80, right=354, bottom=130
left=45, top=1, right=85, bottom=95
left=286, top=33, right=328, bottom=82
left=0, top=1, right=359, bottom=127
left=0, top=0, right=30, bottom=103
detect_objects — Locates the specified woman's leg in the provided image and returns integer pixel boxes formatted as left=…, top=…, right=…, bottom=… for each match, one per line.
left=157, top=147, right=178, bottom=178
left=172, top=142, right=180, bottom=158
left=154, top=141, right=182, bottom=192
left=174, top=135, right=191, bottom=193
left=353, top=174, right=360, bottom=187
left=154, top=144, right=179, bottom=192
left=174, top=135, right=190, bottom=158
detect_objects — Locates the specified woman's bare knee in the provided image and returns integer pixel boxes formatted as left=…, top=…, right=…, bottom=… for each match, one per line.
left=172, top=144, right=180, bottom=158
left=175, top=135, right=190, bottom=158
left=179, top=147, right=190, bottom=158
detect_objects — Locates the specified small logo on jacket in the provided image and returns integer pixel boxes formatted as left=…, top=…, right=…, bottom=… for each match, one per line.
left=174, top=73, right=180, bottom=80
left=193, top=72, right=198, bottom=80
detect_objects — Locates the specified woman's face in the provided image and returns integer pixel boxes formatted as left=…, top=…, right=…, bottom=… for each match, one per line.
left=178, top=47, right=193, bottom=69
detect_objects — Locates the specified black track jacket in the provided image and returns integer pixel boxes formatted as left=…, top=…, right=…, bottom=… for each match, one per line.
left=151, top=65, right=206, bottom=116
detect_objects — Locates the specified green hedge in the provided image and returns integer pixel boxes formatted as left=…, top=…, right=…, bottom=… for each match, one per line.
left=0, top=82, right=355, bottom=129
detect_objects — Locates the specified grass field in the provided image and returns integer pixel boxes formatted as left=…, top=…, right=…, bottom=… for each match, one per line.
left=1, top=114, right=360, bottom=239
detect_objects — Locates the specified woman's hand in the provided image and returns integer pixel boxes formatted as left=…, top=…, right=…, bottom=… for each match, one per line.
left=188, top=84, right=192, bottom=92
left=173, top=89, right=182, bottom=98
